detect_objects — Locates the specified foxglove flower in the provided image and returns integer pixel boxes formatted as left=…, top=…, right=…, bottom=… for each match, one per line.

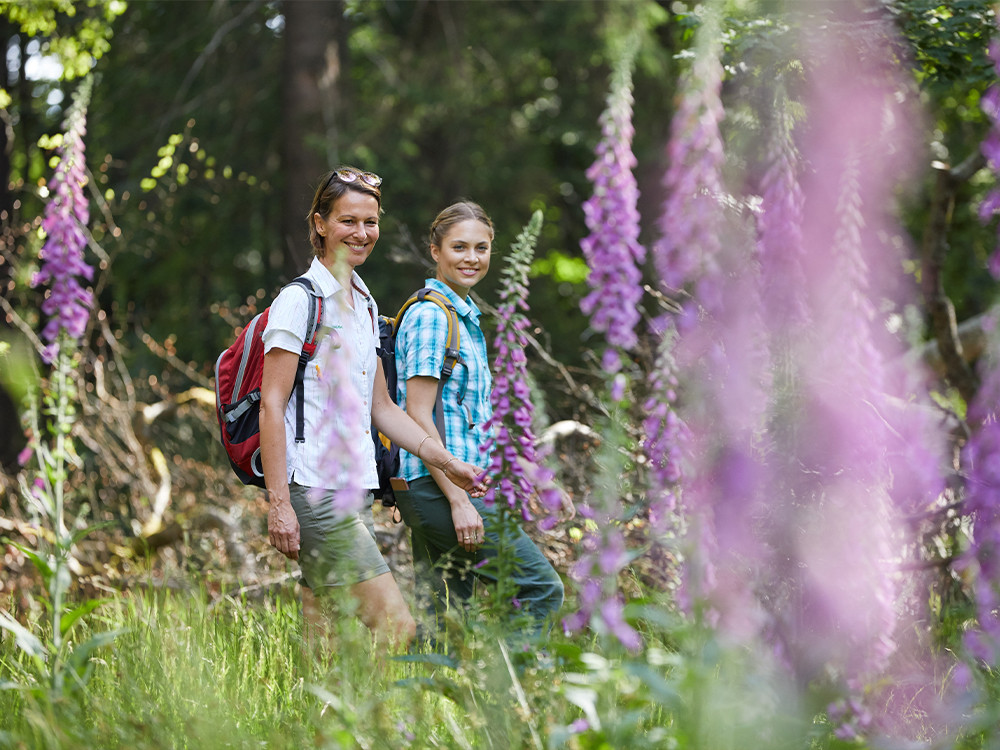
left=756, top=13, right=947, bottom=736
left=313, top=316, right=367, bottom=515
left=961, top=317, right=1000, bottom=667
left=564, top=524, right=641, bottom=652
left=641, top=326, right=685, bottom=532
left=757, top=93, right=808, bottom=331
left=480, top=211, right=563, bottom=522
left=652, top=12, right=944, bottom=742
left=579, top=39, right=645, bottom=361
left=649, top=5, right=771, bottom=631
left=31, top=78, right=94, bottom=363
left=651, top=11, right=725, bottom=314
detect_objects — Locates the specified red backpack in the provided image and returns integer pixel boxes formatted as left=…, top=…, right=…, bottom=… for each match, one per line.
left=214, top=277, right=323, bottom=487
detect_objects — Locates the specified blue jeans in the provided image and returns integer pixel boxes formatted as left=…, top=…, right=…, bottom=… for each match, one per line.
left=394, top=476, right=564, bottom=638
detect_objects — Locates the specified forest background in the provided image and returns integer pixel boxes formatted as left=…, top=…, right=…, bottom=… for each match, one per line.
left=5, top=0, right=1000, bottom=748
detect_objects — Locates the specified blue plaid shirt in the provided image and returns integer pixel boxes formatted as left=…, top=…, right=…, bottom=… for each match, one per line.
left=396, top=279, right=494, bottom=481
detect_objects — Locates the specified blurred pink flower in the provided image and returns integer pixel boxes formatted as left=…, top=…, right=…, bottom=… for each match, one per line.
left=313, top=327, right=367, bottom=515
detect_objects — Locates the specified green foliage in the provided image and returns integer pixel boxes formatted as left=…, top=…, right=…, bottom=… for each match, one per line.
left=6, top=585, right=977, bottom=749
left=531, top=250, right=590, bottom=285
left=889, top=0, right=1000, bottom=318
left=5, top=0, right=999, bottom=403
left=0, top=0, right=126, bottom=86
left=6, top=3, right=1000, bottom=747
left=0, top=0, right=688, bottom=395
left=4, top=353, right=121, bottom=703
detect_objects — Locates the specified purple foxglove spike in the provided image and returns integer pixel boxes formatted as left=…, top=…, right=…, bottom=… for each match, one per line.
left=33, top=79, right=95, bottom=359
left=579, top=41, right=645, bottom=357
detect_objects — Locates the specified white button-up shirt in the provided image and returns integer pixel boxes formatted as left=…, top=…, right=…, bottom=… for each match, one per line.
left=262, top=257, right=380, bottom=490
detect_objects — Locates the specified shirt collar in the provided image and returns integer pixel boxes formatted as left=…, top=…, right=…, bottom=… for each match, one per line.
left=309, top=256, right=372, bottom=302
left=424, top=278, right=481, bottom=324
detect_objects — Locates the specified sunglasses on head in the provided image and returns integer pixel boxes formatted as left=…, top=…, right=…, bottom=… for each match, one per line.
left=330, top=168, right=382, bottom=188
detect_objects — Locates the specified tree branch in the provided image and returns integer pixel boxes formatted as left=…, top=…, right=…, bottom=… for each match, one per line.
left=917, top=307, right=993, bottom=379
left=919, top=159, right=981, bottom=404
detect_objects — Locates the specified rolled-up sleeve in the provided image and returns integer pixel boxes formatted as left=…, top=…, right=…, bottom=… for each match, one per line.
left=263, top=285, right=310, bottom=354
left=397, top=304, right=449, bottom=381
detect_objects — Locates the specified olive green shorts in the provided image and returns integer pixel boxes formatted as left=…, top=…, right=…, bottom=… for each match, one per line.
left=288, top=484, right=389, bottom=589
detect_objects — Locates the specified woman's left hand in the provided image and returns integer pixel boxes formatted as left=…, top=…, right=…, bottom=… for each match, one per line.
left=445, top=459, right=489, bottom=497
left=449, top=497, right=485, bottom=552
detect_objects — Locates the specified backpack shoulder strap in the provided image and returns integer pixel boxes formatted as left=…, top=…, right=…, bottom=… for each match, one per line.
left=286, top=277, right=324, bottom=356
left=351, top=279, right=377, bottom=336
left=392, top=287, right=465, bottom=448
left=285, top=276, right=324, bottom=444
left=393, top=287, right=462, bottom=379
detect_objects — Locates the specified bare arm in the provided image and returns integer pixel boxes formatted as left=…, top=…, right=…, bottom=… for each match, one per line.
left=370, top=360, right=485, bottom=496
left=402, top=373, right=485, bottom=552
left=260, top=348, right=301, bottom=560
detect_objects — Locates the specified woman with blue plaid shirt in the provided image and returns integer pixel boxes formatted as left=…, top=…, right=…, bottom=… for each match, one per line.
left=393, top=201, right=567, bottom=638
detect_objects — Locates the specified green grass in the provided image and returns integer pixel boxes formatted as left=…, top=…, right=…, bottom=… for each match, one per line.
left=0, top=587, right=579, bottom=749
left=0, top=585, right=996, bottom=749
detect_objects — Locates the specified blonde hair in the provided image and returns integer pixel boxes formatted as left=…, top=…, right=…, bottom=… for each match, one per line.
left=428, top=201, right=494, bottom=251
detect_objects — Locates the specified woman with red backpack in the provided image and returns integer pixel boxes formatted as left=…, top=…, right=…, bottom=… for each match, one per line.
left=258, top=168, right=485, bottom=649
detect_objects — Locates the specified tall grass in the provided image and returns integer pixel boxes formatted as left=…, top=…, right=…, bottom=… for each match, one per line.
left=0, top=587, right=591, bottom=749
left=4, top=583, right=983, bottom=750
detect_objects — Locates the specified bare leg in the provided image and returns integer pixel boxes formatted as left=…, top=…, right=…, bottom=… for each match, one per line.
left=301, top=573, right=415, bottom=654
left=351, top=572, right=416, bottom=650
left=300, top=586, right=326, bottom=656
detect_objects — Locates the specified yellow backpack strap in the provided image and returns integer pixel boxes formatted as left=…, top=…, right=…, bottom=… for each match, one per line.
left=393, top=288, right=463, bottom=447
left=393, top=288, right=462, bottom=378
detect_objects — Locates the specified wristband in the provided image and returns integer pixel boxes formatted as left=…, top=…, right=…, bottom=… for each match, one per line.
left=441, top=457, right=457, bottom=474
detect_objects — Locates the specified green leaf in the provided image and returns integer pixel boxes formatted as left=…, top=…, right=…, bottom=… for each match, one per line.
left=60, top=598, right=107, bottom=637
left=68, top=521, right=113, bottom=548
left=393, top=674, right=464, bottom=702
left=0, top=610, right=47, bottom=658
left=393, top=676, right=438, bottom=690
left=622, top=662, right=681, bottom=705
left=623, top=602, right=683, bottom=631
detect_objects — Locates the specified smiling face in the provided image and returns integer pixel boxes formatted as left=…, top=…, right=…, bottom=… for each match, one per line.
left=313, top=189, right=381, bottom=275
left=431, top=218, right=492, bottom=298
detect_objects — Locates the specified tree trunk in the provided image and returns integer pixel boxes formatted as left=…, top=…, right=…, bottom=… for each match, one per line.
left=279, top=0, right=344, bottom=281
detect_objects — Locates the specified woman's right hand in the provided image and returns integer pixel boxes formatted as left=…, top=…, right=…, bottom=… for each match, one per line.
left=268, top=489, right=301, bottom=560
left=261, top=347, right=300, bottom=560
left=450, top=497, right=484, bottom=552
